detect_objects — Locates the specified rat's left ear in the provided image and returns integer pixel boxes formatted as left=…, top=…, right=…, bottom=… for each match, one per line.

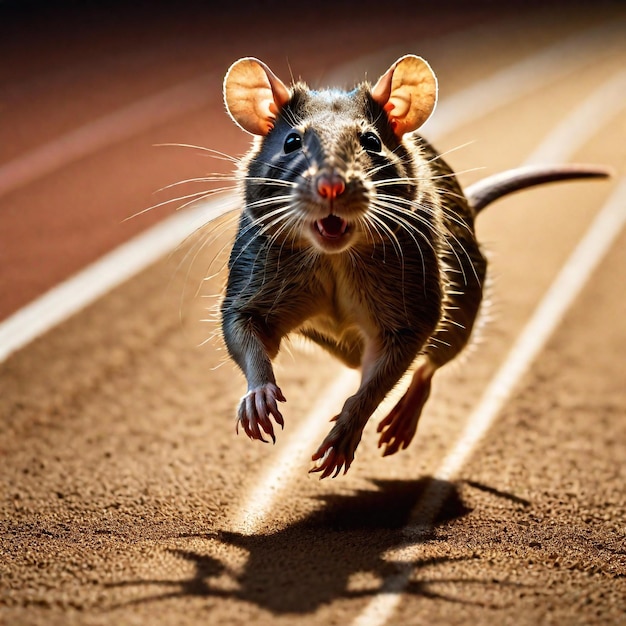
left=371, top=54, right=438, bottom=138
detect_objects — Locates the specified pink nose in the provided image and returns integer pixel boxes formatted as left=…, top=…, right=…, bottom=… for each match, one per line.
left=316, top=173, right=345, bottom=200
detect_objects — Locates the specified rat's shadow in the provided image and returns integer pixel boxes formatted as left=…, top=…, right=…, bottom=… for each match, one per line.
left=106, top=477, right=518, bottom=613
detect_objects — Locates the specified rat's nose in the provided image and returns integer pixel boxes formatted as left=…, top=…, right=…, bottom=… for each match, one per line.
left=316, top=172, right=346, bottom=200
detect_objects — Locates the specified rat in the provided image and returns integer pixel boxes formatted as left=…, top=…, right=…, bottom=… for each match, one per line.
left=218, top=54, right=609, bottom=478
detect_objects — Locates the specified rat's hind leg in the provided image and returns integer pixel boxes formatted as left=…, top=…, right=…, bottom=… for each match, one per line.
left=377, top=246, right=487, bottom=456
left=375, top=294, right=482, bottom=456
left=310, top=331, right=426, bottom=478
left=377, top=357, right=436, bottom=456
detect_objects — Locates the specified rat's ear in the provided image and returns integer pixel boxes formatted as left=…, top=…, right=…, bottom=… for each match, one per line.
left=371, top=54, right=438, bottom=137
left=223, top=57, right=291, bottom=136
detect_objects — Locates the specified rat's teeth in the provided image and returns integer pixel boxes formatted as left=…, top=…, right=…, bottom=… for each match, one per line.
left=317, top=215, right=348, bottom=238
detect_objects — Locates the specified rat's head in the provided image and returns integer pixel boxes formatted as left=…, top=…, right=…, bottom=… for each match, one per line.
left=223, top=55, right=438, bottom=254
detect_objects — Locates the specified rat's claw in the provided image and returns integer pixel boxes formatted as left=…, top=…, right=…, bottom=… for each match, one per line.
left=236, top=383, right=286, bottom=444
left=310, top=446, right=350, bottom=479
left=310, top=419, right=360, bottom=479
left=377, top=404, right=412, bottom=456
left=376, top=400, right=417, bottom=456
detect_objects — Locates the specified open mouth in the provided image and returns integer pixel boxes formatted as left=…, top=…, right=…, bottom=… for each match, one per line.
left=315, top=214, right=349, bottom=240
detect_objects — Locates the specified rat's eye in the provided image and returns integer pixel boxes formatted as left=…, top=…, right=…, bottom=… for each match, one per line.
left=360, top=131, right=382, bottom=153
left=284, top=132, right=302, bottom=154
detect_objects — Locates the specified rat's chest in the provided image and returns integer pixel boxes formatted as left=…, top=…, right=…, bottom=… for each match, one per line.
left=315, top=280, right=373, bottom=335
left=304, top=260, right=423, bottom=338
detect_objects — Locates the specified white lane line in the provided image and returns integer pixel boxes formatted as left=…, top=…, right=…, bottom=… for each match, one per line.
left=352, top=175, right=626, bottom=626
left=524, top=69, right=626, bottom=164
left=0, top=74, right=216, bottom=197
left=0, top=195, right=239, bottom=362
left=232, top=368, right=361, bottom=535
left=0, top=19, right=620, bottom=365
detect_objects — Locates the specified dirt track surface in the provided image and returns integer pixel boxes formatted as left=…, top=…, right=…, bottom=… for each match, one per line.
left=1, top=2, right=625, bottom=625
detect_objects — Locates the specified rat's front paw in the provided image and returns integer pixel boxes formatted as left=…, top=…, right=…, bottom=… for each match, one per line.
left=310, top=420, right=363, bottom=479
left=236, top=383, right=286, bottom=443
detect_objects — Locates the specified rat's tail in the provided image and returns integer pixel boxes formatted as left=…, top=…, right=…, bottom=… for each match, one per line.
left=466, top=164, right=612, bottom=214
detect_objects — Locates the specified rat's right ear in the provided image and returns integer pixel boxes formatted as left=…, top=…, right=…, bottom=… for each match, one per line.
left=223, top=57, right=291, bottom=136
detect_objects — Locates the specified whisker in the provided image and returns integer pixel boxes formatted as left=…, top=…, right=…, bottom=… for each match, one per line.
left=244, top=210, right=302, bottom=291
left=373, top=193, right=480, bottom=286
left=363, top=213, right=395, bottom=262
left=357, top=214, right=385, bottom=259
left=154, top=142, right=242, bottom=165
left=369, top=201, right=435, bottom=260
left=228, top=202, right=300, bottom=279
left=375, top=191, right=472, bottom=238
left=123, top=186, right=236, bottom=222
left=371, top=166, right=484, bottom=188
left=372, top=197, right=439, bottom=244
left=165, top=208, right=240, bottom=320
left=244, top=194, right=297, bottom=213
left=366, top=211, right=413, bottom=317
left=423, top=140, right=476, bottom=163
left=157, top=174, right=238, bottom=192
